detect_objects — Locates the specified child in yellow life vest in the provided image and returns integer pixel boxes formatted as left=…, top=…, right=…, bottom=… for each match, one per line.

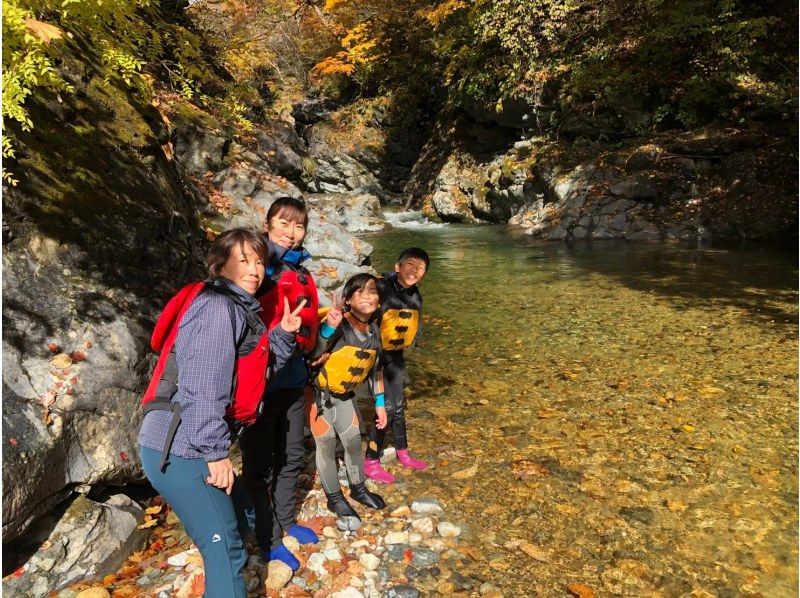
left=308, top=273, right=388, bottom=519
left=364, top=247, right=430, bottom=484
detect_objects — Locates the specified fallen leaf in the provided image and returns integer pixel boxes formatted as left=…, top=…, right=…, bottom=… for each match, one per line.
left=519, top=542, right=550, bottom=562
left=451, top=463, right=479, bottom=479
left=560, top=371, right=578, bottom=381
left=50, top=353, right=72, bottom=369
left=567, top=583, right=596, bottom=598
left=145, top=505, right=162, bottom=515
left=137, top=518, right=158, bottom=529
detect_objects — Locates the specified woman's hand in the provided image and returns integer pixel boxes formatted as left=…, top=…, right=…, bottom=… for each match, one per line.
left=280, top=297, right=307, bottom=333
left=326, top=293, right=344, bottom=328
left=206, top=458, right=235, bottom=495
left=375, top=406, right=388, bottom=430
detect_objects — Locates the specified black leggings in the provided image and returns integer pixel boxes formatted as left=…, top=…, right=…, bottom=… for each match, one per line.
left=239, top=387, right=306, bottom=550
left=366, top=351, right=407, bottom=459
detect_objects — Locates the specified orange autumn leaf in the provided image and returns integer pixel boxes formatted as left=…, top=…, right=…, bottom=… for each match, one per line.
left=24, top=19, right=63, bottom=44
left=567, top=583, right=596, bottom=598
left=188, top=572, right=205, bottom=597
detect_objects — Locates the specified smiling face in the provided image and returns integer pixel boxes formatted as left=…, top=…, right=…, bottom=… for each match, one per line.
left=394, top=257, right=428, bottom=288
left=220, top=241, right=265, bottom=296
left=346, top=278, right=381, bottom=319
left=266, top=209, right=307, bottom=250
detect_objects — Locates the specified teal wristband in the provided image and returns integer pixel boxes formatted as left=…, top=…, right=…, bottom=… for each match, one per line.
left=320, top=322, right=336, bottom=339
left=375, top=393, right=385, bottom=408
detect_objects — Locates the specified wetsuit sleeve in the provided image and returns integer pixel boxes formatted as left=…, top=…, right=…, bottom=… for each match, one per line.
left=174, top=293, right=241, bottom=462
left=268, top=326, right=297, bottom=375
left=310, top=322, right=337, bottom=360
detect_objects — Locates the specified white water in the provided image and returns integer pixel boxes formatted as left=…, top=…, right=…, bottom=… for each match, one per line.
left=383, top=209, right=448, bottom=230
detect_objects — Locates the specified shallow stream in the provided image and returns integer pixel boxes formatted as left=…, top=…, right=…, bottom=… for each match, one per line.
left=365, top=213, right=798, bottom=596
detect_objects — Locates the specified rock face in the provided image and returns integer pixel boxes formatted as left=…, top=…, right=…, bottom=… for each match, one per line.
left=407, top=115, right=797, bottom=243
left=303, top=99, right=426, bottom=196
left=305, top=193, right=391, bottom=233
left=3, top=494, right=147, bottom=595
left=2, top=77, right=206, bottom=542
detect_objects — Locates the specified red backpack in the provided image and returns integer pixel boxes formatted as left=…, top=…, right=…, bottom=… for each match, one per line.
left=142, top=281, right=269, bottom=469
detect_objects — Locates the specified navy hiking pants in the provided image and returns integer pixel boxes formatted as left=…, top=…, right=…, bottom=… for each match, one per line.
left=140, top=446, right=251, bottom=598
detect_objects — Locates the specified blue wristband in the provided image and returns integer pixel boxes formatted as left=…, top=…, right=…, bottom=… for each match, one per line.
left=320, top=322, right=337, bottom=339
left=375, top=393, right=385, bottom=408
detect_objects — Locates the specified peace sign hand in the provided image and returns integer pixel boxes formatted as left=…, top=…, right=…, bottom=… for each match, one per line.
left=280, top=297, right=307, bottom=333
left=325, top=292, right=344, bottom=329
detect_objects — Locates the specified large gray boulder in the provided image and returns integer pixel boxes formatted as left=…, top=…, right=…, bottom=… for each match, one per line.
left=3, top=494, right=147, bottom=596
left=305, top=193, right=391, bottom=233
left=2, top=78, right=206, bottom=541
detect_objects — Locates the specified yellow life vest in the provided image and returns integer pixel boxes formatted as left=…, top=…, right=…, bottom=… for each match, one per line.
left=379, top=308, right=420, bottom=351
left=316, top=315, right=380, bottom=397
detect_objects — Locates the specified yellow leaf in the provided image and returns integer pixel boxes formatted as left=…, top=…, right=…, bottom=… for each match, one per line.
left=137, top=518, right=158, bottom=529
left=25, top=19, right=63, bottom=44
left=682, top=424, right=695, bottom=433
left=699, top=386, right=725, bottom=396
left=145, top=505, right=162, bottom=515
left=50, top=353, right=73, bottom=369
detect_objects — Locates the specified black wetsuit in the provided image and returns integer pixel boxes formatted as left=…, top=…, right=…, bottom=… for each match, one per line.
left=365, top=272, right=422, bottom=459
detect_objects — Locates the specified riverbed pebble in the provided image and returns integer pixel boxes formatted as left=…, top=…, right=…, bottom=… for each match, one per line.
left=411, top=497, right=444, bottom=514
left=385, top=530, right=409, bottom=544
left=437, top=521, right=462, bottom=538
left=265, top=560, right=293, bottom=590
left=411, top=516, right=434, bottom=535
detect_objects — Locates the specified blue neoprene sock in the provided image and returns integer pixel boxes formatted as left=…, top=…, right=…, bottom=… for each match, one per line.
left=287, top=523, right=319, bottom=545
left=268, top=544, right=300, bottom=571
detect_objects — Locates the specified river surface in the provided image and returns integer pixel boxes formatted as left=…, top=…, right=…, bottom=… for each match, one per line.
left=365, top=213, right=798, bottom=597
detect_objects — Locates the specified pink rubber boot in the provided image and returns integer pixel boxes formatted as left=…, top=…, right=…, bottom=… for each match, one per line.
left=363, top=458, right=396, bottom=484
left=397, top=449, right=428, bottom=470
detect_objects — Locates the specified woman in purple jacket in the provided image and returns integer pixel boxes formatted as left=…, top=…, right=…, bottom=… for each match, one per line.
left=138, top=228, right=302, bottom=598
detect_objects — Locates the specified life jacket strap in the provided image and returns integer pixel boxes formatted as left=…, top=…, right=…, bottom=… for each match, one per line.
left=143, top=400, right=182, bottom=472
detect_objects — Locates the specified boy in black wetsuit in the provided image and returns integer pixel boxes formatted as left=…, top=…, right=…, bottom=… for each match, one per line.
left=363, top=247, right=430, bottom=483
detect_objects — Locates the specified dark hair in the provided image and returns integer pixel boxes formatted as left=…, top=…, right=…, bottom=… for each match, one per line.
left=397, top=247, right=430, bottom=270
left=266, top=196, right=309, bottom=229
left=207, top=228, right=269, bottom=278
left=342, top=273, right=385, bottom=308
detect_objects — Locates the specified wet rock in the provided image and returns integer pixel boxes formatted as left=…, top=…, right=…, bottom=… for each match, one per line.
left=324, top=548, right=342, bottom=561
left=437, top=521, right=462, bottom=538
left=385, top=531, right=409, bottom=545
left=3, top=494, right=146, bottom=594
left=411, top=516, right=434, bottom=535
left=619, top=506, right=655, bottom=525
left=331, top=588, right=364, bottom=598
left=322, top=525, right=339, bottom=538
left=384, top=585, right=421, bottom=598
left=411, top=497, right=444, bottom=515
left=391, top=505, right=412, bottom=518
left=75, top=589, right=111, bottom=598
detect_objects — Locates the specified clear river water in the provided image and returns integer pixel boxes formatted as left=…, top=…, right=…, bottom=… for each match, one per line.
left=363, top=212, right=798, bottom=596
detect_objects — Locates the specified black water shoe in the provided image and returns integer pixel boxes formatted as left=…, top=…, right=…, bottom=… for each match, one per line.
left=326, top=491, right=360, bottom=519
left=349, top=482, right=386, bottom=509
